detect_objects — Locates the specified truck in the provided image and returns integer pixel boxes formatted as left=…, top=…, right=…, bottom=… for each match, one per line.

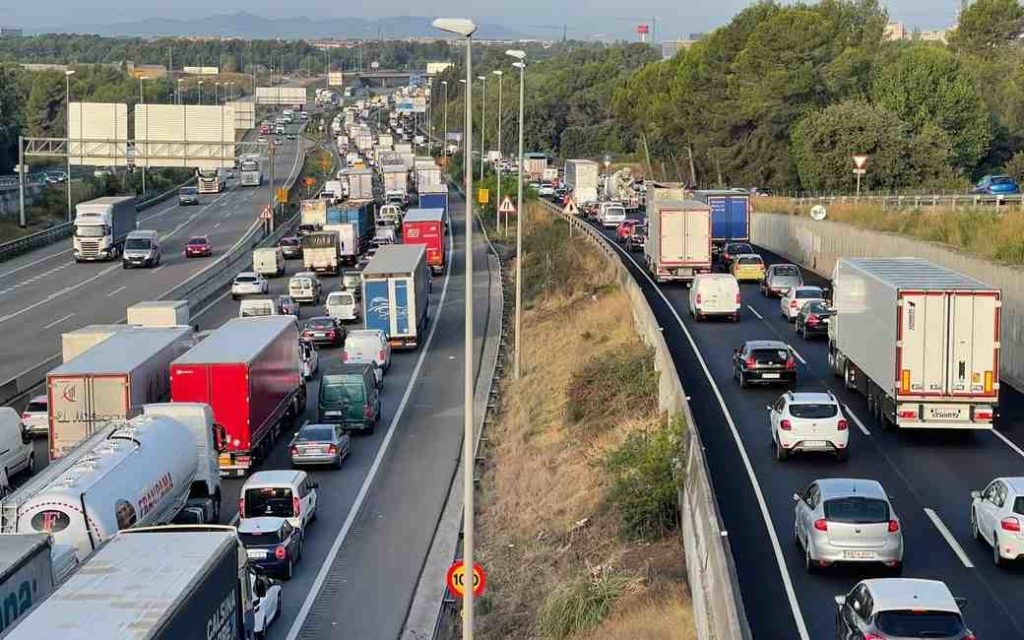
left=60, top=324, right=133, bottom=363
left=563, top=159, right=599, bottom=204
left=251, top=247, right=285, bottom=277
left=343, top=168, right=375, bottom=200
left=300, top=199, right=328, bottom=230
left=382, top=164, right=408, bottom=194
left=301, top=231, right=340, bottom=275
left=692, top=190, right=750, bottom=257
left=1, top=403, right=222, bottom=562
left=196, top=168, right=225, bottom=194
left=362, top=245, right=430, bottom=349
left=378, top=133, right=394, bottom=148
left=644, top=199, right=712, bottom=284
left=238, top=156, right=262, bottom=187
left=605, top=167, right=642, bottom=210
left=72, top=196, right=137, bottom=262
left=327, top=200, right=375, bottom=249
left=6, top=528, right=257, bottom=640
left=320, top=180, right=345, bottom=203
left=828, top=257, right=1001, bottom=430
left=0, top=535, right=57, bottom=637
left=419, top=185, right=449, bottom=219
left=402, top=208, right=447, bottom=275
left=324, top=223, right=359, bottom=266
left=416, top=165, right=442, bottom=189
left=46, top=326, right=193, bottom=459
left=170, top=316, right=306, bottom=476
left=524, top=152, right=548, bottom=179
left=126, top=300, right=190, bottom=327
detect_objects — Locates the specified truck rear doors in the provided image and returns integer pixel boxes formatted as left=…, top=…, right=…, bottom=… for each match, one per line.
left=659, top=209, right=710, bottom=266
left=48, top=374, right=128, bottom=459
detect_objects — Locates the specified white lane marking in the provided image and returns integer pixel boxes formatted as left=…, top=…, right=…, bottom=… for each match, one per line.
left=843, top=405, right=871, bottom=436
left=791, top=348, right=807, bottom=365
left=0, top=264, right=119, bottom=325
left=151, top=265, right=165, bottom=274
left=746, top=305, right=763, bottom=320
left=106, top=285, right=127, bottom=298
left=924, top=508, right=975, bottom=569
left=42, top=313, right=74, bottom=330
left=285, top=213, right=455, bottom=640
left=993, top=430, right=1024, bottom=460
left=213, top=222, right=221, bottom=228
left=589, top=224, right=811, bottom=639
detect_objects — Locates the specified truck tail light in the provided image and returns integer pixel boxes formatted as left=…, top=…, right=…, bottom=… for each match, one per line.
left=745, top=357, right=757, bottom=369
left=888, top=519, right=900, bottom=533
left=984, top=371, right=994, bottom=394
left=974, top=409, right=993, bottom=421
left=695, top=294, right=702, bottom=305
left=784, top=358, right=796, bottom=370
left=274, top=545, right=288, bottom=560
left=901, top=369, right=911, bottom=393
left=837, top=419, right=848, bottom=431
left=292, top=496, right=301, bottom=516
left=1001, top=517, right=1021, bottom=532
left=813, top=518, right=828, bottom=532
left=898, top=409, right=918, bottom=420
left=780, top=419, right=792, bottom=431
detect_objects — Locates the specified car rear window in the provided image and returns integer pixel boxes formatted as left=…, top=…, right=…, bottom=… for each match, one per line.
left=795, top=289, right=821, bottom=299
left=239, top=528, right=286, bottom=546
left=243, top=487, right=294, bottom=518
left=991, top=176, right=1014, bottom=185
left=1014, top=496, right=1024, bottom=516
left=236, top=275, right=256, bottom=283
left=280, top=238, right=298, bottom=247
left=803, top=301, right=830, bottom=314
left=296, top=426, right=335, bottom=442
left=774, top=266, right=799, bottom=277
left=750, top=348, right=789, bottom=364
left=329, top=293, right=354, bottom=305
left=321, top=377, right=366, bottom=404
left=737, top=256, right=762, bottom=265
left=308, top=318, right=334, bottom=329
left=788, top=403, right=838, bottom=419
left=26, top=401, right=47, bottom=413
left=823, top=497, right=889, bottom=524
left=729, top=244, right=753, bottom=253
left=292, top=278, right=312, bottom=288
left=188, top=237, right=207, bottom=245
left=874, top=611, right=964, bottom=636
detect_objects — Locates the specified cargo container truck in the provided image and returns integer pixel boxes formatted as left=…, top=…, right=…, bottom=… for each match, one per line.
left=829, top=258, right=1001, bottom=430
left=402, top=208, right=447, bottom=275
left=362, top=245, right=430, bottom=349
left=325, top=223, right=359, bottom=266
left=171, top=316, right=305, bottom=476
left=126, top=300, right=190, bottom=327
left=378, top=133, right=394, bottom=148
left=46, top=326, right=193, bottom=459
left=0, top=535, right=56, bottom=637
left=692, top=190, right=750, bottom=256
left=326, top=200, right=374, bottom=252
left=60, top=324, right=133, bottom=363
left=343, top=168, right=375, bottom=200
left=72, top=196, right=137, bottom=262
left=418, top=185, right=449, bottom=221
left=301, top=231, right=339, bottom=275
left=238, top=156, right=262, bottom=187
left=300, top=199, right=327, bottom=230
left=416, top=166, right=442, bottom=189
left=563, top=159, right=599, bottom=204
left=644, top=199, right=712, bottom=283
left=382, top=164, right=408, bottom=194
left=524, top=153, right=547, bottom=179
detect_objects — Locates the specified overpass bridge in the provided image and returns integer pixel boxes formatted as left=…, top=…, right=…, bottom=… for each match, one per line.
left=348, top=69, right=435, bottom=89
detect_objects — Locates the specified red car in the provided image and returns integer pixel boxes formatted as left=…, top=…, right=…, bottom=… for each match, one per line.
left=616, top=220, right=638, bottom=243
left=184, top=235, right=213, bottom=258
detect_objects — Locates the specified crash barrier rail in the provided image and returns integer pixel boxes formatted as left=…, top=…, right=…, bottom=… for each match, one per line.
left=790, top=193, right=1024, bottom=209
left=538, top=200, right=752, bottom=640
left=0, top=176, right=197, bottom=264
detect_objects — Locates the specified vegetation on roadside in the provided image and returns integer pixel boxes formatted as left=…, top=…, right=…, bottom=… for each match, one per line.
left=476, top=204, right=693, bottom=640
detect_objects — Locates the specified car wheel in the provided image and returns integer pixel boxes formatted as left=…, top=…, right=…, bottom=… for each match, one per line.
left=971, top=510, right=981, bottom=540
left=993, top=534, right=1005, bottom=566
left=26, top=453, right=34, bottom=474
left=282, top=559, right=293, bottom=580
left=804, top=545, right=816, bottom=573
left=774, top=441, right=788, bottom=461
left=802, top=326, right=809, bottom=340
left=739, top=372, right=749, bottom=389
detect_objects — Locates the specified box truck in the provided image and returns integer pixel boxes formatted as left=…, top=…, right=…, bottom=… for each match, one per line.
left=1, top=403, right=222, bottom=561
left=60, top=324, right=133, bottom=363
left=171, top=316, right=305, bottom=476
left=325, top=223, right=360, bottom=266
left=829, top=258, right=1000, bottom=430
left=402, top=208, right=447, bottom=275
left=563, top=159, right=599, bottom=204
left=300, top=199, right=328, bottom=229
left=327, top=200, right=374, bottom=253
left=419, top=185, right=449, bottom=219
left=644, top=199, right=712, bottom=283
left=416, top=166, right=442, bottom=189
left=343, top=168, right=375, bottom=200
left=382, top=164, right=408, bottom=194
left=46, top=326, right=193, bottom=459
left=72, top=196, right=137, bottom=262
left=362, top=245, right=430, bottom=349
left=301, top=231, right=340, bottom=275
left=0, top=534, right=56, bottom=637
left=524, top=153, right=547, bottom=179
left=692, top=190, right=750, bottom=256
left=126, top=300, right=190, bottom=327
left=7, top=528, right=257, bottom=640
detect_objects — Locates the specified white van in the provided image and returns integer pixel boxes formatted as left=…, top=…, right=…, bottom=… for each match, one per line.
left=252, top=247, right=285, bottom=277
left=0, top=408, right=35, bottom=490
left=325, top=291, right=359, bottom=323
left=688, top=273, right=741, bottom=322
left=239, top=298, right=279, bottom=318
left=239, top=470, right=318, bottom=533
left=289, top=272, right=322, bottom=305
left=597, top=202, right=627, bottom=229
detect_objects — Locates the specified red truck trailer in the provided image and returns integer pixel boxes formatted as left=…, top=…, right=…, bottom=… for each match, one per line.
left=401, top=208, right=446, bottom=275
left=170, top=316, right=305, bottom=476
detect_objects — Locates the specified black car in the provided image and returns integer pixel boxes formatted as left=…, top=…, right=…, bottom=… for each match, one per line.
left=302, top=316, right=345, bottom=347
left=720, top=242, right=755, bottom=267
left=278, top=237, right=303, bottom=259
left=626, top=223, right=647, bottom=252
left=732, top=340, right=797, bottom=387
left=794, top=300, right=833, bottom=339
left=238, top=517, right=303, bottom=580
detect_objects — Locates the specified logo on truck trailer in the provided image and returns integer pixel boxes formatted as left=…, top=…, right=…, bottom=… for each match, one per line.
left=206, top=590, right=239, bottom=640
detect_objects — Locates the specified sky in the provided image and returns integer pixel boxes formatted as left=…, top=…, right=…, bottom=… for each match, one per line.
left=2, top=1, right=963, bottom=39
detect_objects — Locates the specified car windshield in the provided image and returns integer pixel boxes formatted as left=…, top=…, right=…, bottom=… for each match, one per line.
left=75, top=225, right=106, bottom=238
left=795, top=289, right=822, bottom=299
left=125, top=238, right=151, bottom=250
left=26, top=401, right=46, bottom=413
left=789, top=403, right=838, bottom=419
left=278, top=296, right=293, bottom=305
left=874, top=611, right=964, bottom=636
left=243, top=487, right=294, bottom=518
left=239, top=527, right=286, bottom=546
left=803, top=301, right=830, bottom=314
left=307, top=318, right=334, bottom=329
left=773, top=266, right=800, bottom=277
left=296, top=426, right=335, bottom=442
left=188, top=237, right=207, bottom=245
left=823, top=497, right=889, bottom=524
left=321, top=377, right=366, bottom=405
left=180, top=188, right=197, bottom=195
left=750, top=348, right=790, bottom=364
left=329, top=293, right=354, bottom=305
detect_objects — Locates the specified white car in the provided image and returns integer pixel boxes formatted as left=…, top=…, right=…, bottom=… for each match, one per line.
left=231, top=272, right=269, bottom=299
left=21, top=395, right=48, bottom=437
left=325, top=291, right=360, bottom=323
left=251, top=573, right=282, bottom=640
left=301, top=341, right=319, bottom=380
left=239, top=470, right=318, bottom=533
left=768, top=390, right=849, bottom=461
left=971, top=476, right=1024, bottom=566
left=780, top=285, right=825, bottom=321
left=597, top=203, right=627, bottom=229
left=538, top=184, right=555, bottom=197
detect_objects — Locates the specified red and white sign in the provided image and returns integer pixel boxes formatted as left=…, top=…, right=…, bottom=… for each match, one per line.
left=259, top=204, right=273, bottom=221
left=446, top=560, right=486, bottom=599
left=852, top=155, right=869, bottom=170
left=498, top=196, right=515, bottom=214
left=563, top=197, right=578, bottom=216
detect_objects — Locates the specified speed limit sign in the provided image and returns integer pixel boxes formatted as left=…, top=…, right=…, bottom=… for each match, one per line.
left=446, top=560, right=486, bottom=598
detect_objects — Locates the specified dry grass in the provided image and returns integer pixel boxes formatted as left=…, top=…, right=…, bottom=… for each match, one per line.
left=584, top=586, right=697, bottom=640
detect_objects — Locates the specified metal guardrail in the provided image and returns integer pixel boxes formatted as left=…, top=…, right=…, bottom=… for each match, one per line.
left=791, top=193, right=1024, bottom=209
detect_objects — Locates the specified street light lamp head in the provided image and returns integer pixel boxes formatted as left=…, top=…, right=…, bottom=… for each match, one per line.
left=432, top=18, right=477, bottom=37
left=65, top=69, right=75, bottom=76
left=441, top=80, right=448, bottom=86
left=476, top=75, right=486, bottom=81
left=505, top=49, right=526, bottom=60
left=492, top=70, right=503, bottom=76
left=459, top=79, right=467, bottom=84
left=512, top=62, right=525, bottom=69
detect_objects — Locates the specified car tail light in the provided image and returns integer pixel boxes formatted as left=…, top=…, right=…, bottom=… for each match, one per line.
left=837, top=419, right=848, bottom=431
left=888, top=519, right=900, bottom=533
left=21, top=413, right=29, bottom=420
left=898, top=409, right=918, bottom=420
left=745, top=357, right=757, bottom=369
left=327, top=444, right=337, bottom=454
left=341, top=351, right=349, bottom=362
left=790, top=300, right=799, bottom=308
left=695, top=293, right=702, bottom=305
left=326, top=330, right=336, bottom=339
left=274, top=545, right=288, bottom=560
left=780, top=419, right=792, bottom=431
left=807, top=315, right=819, bottom=326
left=290, top=446, right=298, bottom=456
left=813, top=518, right=828, bottom=532
left=735, top=293, right=741, bottom=304
left=292, top=496, right=301, bottom=516
left=1001, top=516, right=1021, bottom=532
left=364, top=403, right=374, bottom=419
left=238, top=499, right=245, bottom=515
left=378, top=350, right=386, bottom=362
left=785, top=358, right=796, bottom=370
left=863, top=634, right=885, bottom=640
left=963, top=633, right=976, bottom=640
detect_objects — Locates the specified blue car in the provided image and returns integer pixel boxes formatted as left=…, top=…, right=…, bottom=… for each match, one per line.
left=972, top=175, right=1020, bottom=196
left=238, top=516, right=303, bottom=580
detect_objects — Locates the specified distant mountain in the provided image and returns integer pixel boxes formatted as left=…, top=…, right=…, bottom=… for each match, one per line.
left=35, top=12, right=530, bottom=41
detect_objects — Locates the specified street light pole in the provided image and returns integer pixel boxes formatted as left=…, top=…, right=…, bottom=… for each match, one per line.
left=508, top=50, right=526, bottom=379
left=198, top=80, right=203, bottom=105
left=478, top=74, right=486, bottom=182
left=441, top=80, right=449, bottom=163
left=139, top=76, right=147, bottom=197
left=65, top=69, right=75, bottom=222
left=432, top=18, right=477, bottom=640
left=493, top=69, right=503, bottom=233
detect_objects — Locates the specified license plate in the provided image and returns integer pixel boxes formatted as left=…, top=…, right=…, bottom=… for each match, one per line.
left=247, top=549, right=267, bottom=559
left=762, top=373, right=780, bottom=379
left=313, top=332, right=325, bottom=337
left=926, top=405, right=967, bottom=421
left=802, top=441, right=828, bottom=449
left=842, top=550, right=875, bottom=559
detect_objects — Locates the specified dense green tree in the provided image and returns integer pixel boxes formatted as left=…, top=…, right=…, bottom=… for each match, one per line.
left=948, top=0, right=1024, bottom=54
left=25, top=72, right=66, bottom=139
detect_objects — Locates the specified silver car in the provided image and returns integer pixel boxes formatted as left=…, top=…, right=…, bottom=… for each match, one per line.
left=21, top=395, right=48, bottom=436
left=288, top=423, right=352, bottom=468
left=835, top=579, right=973, bottom=640
left=794, top=478, right=903, bottom=572
left=760, top=263, right=803, bottom=298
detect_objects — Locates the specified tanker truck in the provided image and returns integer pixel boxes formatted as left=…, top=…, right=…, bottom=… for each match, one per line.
left=0, top=403, right=223, bottom=563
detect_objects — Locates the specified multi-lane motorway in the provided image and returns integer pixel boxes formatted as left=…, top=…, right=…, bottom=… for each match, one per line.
left=581, top=211, right=1024, bottom=638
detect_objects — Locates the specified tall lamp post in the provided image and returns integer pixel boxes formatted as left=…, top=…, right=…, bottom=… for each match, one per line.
left=64, top=69, right=75, bottom=222
left=138, top=76, right=147, bottom=197
left=492, top=69, right=503, bottom=233
left=441, top=80, right=449, bottom=161
left=198, top=80, right=204, bottom=105
left=176, top=78, right=184, bottom=105
left=477, top=74, right=487, bottom=181
left=432, top=17, right=477, bottom=640
left=507, top=50, right=526, bottom=379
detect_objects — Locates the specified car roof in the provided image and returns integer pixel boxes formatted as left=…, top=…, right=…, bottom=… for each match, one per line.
left=243, top=470, right=305, bottom=489
left=307, top=316, right=335, bottom=323
left=793, top=285, right=823, bottom=293
left=348, top=329, right=383, bottom=339
left=787, top=391, right=836, bottom=404
left=861, top=579, right=960, bottom=614
left=745, top=340, right=789, bottom=350
left=815, top=478, right=885, bottom=500
left=769, top=263, right=799, bottom=271
left=237, top=517, right=289, bottom=534
left=293, top=271, right=317, bottom=278
left=999, top=477, right=1024, bottom=493
left=29, top=395, right=47, bottom=404
left=236, top=271, right=257, bottom=278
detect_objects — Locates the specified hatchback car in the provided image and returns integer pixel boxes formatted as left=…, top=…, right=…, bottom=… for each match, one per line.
left=769, top=391, right=849, bottom=460
left=781, top=285, right=825, bottom=321
left=237, top=517, right=303, bottom=580
left=318, top=364, right=382, bottom=433
left=288, top=423, right=352, bottom=468
left=20, top=395, right=48, bottom=437
left=719, top=242, right=754, bottom=267
left=616, top=220, right=639, bottom=243
left=972, top=174, right=1019, bottom=196
left=277, top=295, right=300, bottom=317
left=239, top=470, right=318, bottom=533
left=733, top=340, right=797, bottom=387
left=970, top=476, right=1024, bottom=566
left=252, top=573, right=282, bottom=640
left=302, top=316, right=345, bottom=347
left=834, top=579, right=973, bottom=640
left=731, top=254, right=765, bottom=282
left=185, top=235, right=213, bottom=258
left=325, top=291, right=360, bottom=323
left=231, top=272, right=269, bottom=299
left=794, top=300, right=833, bottom=339
left=288, top=272, right=322, bottom=305
left=278, top=237, right=302, bottom=259
left=760, top=263, right=803, bottom=297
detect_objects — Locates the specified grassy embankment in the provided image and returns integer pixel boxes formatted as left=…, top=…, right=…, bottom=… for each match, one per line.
left=756, top=196, right=1024, bottom=266
left=475, top=203, right=695, bottom=639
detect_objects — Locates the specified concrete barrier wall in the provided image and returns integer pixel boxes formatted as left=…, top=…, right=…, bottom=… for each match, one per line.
left=752, top=213, right=1024, bottom=389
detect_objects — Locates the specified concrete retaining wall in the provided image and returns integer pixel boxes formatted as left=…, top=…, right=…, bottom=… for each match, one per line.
left=752, top=212, right=1024, bottom=389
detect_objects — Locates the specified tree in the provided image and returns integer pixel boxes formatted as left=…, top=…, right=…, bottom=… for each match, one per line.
left=948, top=0, right=1024, bottom=54
left=24, top=71, right=65, bottom=139
left=0, top=65, right=25, bottom=173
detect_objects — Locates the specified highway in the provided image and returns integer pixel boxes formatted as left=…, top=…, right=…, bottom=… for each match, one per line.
left=579, top=210, right=1024, bottom=639
left=0, top=126, right=308, bottom=385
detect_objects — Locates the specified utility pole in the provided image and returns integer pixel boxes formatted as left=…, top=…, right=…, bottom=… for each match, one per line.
left=18, top=136, right=26, bottom=228
left=493, top=70, right=503, bottom=233
left=268, top=142, right=276, bottom=234
left=686, top=145, right=697, bottom=187
left=478, top=75, right=487, bottom=181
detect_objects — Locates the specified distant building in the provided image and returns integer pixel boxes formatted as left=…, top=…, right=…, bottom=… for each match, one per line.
left=661, top=37, right=702, bottom=59
left=1, top=27, right=22, bottom=37
left=917, top=29, right=950, bottom=43
left=21, top=63, right=71, bottom=72
left=884, top=22, right=907, bottom=41
left=126, top=62, right=168, bottom=79
left=425, top=62, right=453, bottom=75
left=884, top=21, right=951, bottom=43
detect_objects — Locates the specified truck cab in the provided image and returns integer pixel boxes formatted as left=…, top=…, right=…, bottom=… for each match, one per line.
left=72, top=196, right=138, bottom=262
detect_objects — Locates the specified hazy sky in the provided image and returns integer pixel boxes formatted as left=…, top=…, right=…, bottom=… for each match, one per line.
left=4, top=1, right=961, bottom=38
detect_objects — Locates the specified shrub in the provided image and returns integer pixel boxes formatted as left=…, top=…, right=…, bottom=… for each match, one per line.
left=538, top=574, right=631, bottom=639
left=567, top=348, right=658, bottom=433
